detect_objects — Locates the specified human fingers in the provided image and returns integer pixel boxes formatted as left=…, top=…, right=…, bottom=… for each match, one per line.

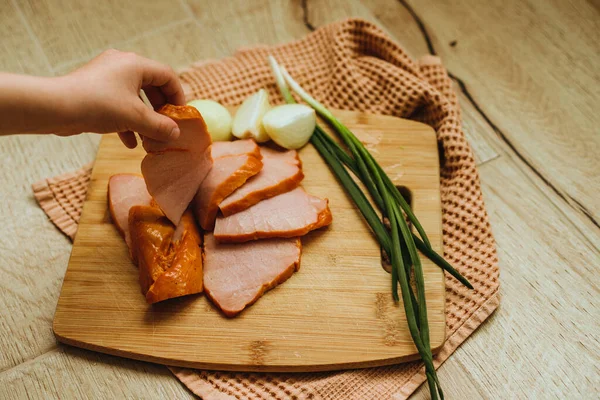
left=137, top=57, right=185, bottom=105
left=125, top=102, right=180, bottom=142
left=142, top=86, right=166, bottom=111
left=118, top=131, right=138, bottom=149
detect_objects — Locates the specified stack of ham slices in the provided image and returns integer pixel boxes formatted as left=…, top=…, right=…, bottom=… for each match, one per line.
left=108, top=104, right=332, bottom=317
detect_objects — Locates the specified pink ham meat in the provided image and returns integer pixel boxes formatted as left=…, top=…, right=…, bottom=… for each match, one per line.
left=214, top=187, right=332, bottom=243
left=107, top=174, right=152, bottom=246
left=192, top=140, right=263, bottom=231
left=211, top=139, right=260, bottom=159
left=203, top=233, right=301, bottom=317
left=141, top=104, right=212, bottom=226
left=219, top=147, right=304, bottom=216
left=193, top=154, right=263, bottom=231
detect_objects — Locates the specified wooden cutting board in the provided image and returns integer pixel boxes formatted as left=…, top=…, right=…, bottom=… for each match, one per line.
left=53, top=110, right=445, bottom=372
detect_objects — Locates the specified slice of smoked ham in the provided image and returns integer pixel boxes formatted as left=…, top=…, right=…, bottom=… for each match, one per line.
left=142, top=150, right=210, bottom=223
left=107, top=174, right=152, bottom=247
left=211, top=139, right=259, bottom=159
left=203, top=233, right=301, bottom=317
left=129, top=206, right=203, bottom=304
left=214, top=187, right=332, bottom=243
left=193, top=154, right=263, bottom=231
left=142, top=105, right=210, bottom=153
left=192, top=139, right=263, bottom=231
left=219, top=147, right=304, bottom=216
left=141, top=104, right=212, bottom=226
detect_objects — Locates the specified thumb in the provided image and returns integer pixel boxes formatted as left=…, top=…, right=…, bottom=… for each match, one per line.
left=127, top=104, right=180, bottom=142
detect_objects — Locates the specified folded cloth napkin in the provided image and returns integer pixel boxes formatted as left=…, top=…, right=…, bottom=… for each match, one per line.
left=33, top=18, right=499, bottom=400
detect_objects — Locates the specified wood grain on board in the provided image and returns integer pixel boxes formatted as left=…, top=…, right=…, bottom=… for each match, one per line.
left=53, top=111, right=445, bottom=372
left=1, top=0, right=598, bottom=398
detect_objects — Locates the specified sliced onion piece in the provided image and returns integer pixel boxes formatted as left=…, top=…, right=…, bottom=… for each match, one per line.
left=262, top=104, right=316, bottom=150
left=187, top=99, right=233, bottom=142
left=231, top=89, right=271, bottom=143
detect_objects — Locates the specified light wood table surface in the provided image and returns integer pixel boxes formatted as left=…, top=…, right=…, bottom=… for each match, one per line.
left=1, top=1, right=598, bottom=398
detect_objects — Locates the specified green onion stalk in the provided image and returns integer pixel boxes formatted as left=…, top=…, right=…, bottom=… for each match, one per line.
left=270, top=57, right=470, bottom=289
left=269, top=56, right=474, bottom=399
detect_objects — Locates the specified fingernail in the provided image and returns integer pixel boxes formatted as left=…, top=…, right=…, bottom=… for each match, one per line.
left=169, top=127, right=180, bottom=140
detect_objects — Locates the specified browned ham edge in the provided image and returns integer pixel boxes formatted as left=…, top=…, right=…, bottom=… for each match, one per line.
left=129, top=206, right=203, bottom=304
left=192, top=154, right=263, bottom=231
left=193, top=140, right=263, bottom=231
left=219, top=147, right=304, bottom=216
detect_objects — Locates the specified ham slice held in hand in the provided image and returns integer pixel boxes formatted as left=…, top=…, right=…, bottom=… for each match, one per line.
left=214, top=187, right=332, bottom=243
left=141, top=104, right=213, bottom=225
left=107, top=174, right=152, bottom=247
left=129, top=206, right=203, bottom=304
left=219, top=147, right=304, bottom=216
left=193, top=140, right=263, bottom=231
left=203, top=233, right=301, bottom=317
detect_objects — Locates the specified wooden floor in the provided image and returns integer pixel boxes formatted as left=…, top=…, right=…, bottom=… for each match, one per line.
left=0, top=0, right=598, bottom=398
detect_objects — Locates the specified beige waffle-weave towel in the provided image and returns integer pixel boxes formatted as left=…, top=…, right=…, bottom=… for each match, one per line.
left=33, top=18, right=499, bottom=400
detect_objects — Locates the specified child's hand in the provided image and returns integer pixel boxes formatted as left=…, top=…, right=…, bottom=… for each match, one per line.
left=62, top=49, right=184, bottom=148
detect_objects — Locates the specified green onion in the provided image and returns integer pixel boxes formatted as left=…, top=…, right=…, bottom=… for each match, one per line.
left=304, top=125, right=473, bottom=289
left=268, top=56, right=470, bottom=399
left=279, top=65, right=431, bottom=249
left=316, top=125, right=472, bottom=288
left=400, top=234, right=420, bottom=325
left=414, top=237, right=473, bottom=289
left=311, top=128, right=392, bottom=251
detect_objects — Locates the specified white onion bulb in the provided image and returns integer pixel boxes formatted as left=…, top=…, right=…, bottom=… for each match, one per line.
left=262, top=104, right=316, bottom=150
left=187, top=99, right=233, bottom=142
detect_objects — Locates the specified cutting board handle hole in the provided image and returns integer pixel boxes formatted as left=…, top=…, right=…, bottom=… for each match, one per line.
left=396, top=185, right=412, bottom=210
left=381, top=185, right=413, bottom=273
